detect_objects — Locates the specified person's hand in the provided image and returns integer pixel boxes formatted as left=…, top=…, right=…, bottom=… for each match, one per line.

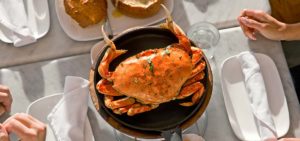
left=1, top=113, right=46, bottom=141
left=0, top=85, right=13, bottom=115
left=279, top=138, right=300, bottom=141
left=0, top=124, right=9, bottom=141
left=237, top=9, right=287, bottom=40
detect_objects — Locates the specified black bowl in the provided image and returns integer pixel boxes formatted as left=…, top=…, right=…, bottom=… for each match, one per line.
left=92, top=26, right=213, bottom=137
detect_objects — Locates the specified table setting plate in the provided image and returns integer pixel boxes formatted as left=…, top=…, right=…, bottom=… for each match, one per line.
left=220, top=53, right=289, bottom=140
left=55, top=0, right=174, bottom=41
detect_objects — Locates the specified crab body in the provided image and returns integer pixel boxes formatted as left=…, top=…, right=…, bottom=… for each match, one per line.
left=112, top=47, right=192, bottom=104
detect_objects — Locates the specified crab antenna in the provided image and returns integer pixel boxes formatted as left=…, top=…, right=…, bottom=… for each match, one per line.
left=101, top=25, right=116, bottom=51
left=161, top=4, right=172, bottom=25
left=161, top=4, right=173, bottom=30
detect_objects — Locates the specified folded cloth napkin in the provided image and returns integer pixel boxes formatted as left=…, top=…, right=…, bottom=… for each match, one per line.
left=237, top=51, right=277, bottom=140
left=47, top=76, right=94, bottom=141
left=0, top=0, right=36, bottom=47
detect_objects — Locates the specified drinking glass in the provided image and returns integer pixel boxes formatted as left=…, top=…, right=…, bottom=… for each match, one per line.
left=187, top=22, right=220, bottom=59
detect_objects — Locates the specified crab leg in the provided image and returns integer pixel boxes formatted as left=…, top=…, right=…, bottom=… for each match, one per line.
left=98, top=26, right=127, bottom=80
left=177, top=82, right=203, bottom=99
left=191, top=47, right=204, bottom=66
left=127, top=104, right=159, bottom=116
left=113, top=105, right=133, bottom=115
left=96, top=79, right=122, bottom=96
left=184, top=71, right=205, bottom=87
left=160, top=5, right=192, bottom=55
left=179, top=84, right=205, bottom=107
left=104, top=96, right=135, bottom=110
left=190, top=60, right=206, bottom=78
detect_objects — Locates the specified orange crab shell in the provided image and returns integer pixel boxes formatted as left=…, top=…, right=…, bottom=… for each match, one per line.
left=111, top=47, right=193, bottom=104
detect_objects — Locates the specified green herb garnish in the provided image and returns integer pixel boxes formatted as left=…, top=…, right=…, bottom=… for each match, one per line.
left=147, top=57, right=154, bottom=73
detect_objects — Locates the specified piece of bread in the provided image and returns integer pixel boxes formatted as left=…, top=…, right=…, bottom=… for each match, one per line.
left=64, top=0, right=107, bottom=28
left=111, top=0, right=164, bottom=18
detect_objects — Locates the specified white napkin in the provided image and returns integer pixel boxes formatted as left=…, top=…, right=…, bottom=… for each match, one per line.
left=47, top=76, right=94, bottom=141
left=237, top=51, right=277, bottom=140
left=0, top=0, right=36, bottom=47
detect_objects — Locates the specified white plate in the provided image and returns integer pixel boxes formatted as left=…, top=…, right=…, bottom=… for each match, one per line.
left=0, top=0, right=50, bottom=43
left=220, top=53, right=289, bottom=141
left=55, top=0, right=174, bottom=41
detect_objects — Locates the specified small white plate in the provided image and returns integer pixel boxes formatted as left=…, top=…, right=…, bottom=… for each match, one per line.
left=220, top=53, right=289, bottom=141
left=55, top=0, right=174, bottom=41
left=0, top=0, right=50, bottom=43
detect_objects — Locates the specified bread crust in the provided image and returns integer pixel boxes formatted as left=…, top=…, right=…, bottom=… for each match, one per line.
left=111, top=0, right=164, bottom=18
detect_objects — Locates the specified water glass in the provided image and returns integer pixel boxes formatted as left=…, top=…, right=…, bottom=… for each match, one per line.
left=187, top=22, right=220, bottom=59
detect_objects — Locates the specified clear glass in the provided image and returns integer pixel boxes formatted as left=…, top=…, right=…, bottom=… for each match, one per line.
left=113, top=111, right=208, bottom=141
left=187, top=22, right=220, bottom=59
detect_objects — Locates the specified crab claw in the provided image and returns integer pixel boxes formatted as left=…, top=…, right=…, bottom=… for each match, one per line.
left=160, top=4, right=192, bottom=55
left=98, top=25, right=127, bottom=81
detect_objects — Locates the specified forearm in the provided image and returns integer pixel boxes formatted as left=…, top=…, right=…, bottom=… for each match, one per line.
left=283, top=23, right=300, bottom=41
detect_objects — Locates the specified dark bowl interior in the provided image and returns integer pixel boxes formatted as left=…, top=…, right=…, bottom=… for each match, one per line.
left=94, top=27, right=209, bottom=132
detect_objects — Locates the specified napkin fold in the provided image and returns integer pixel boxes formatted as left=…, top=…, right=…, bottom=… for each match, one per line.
left=47, top=76, right=94, bottom=141
left=0, top=0, right=36, bottom=47
left=237, top=51, right=277, bottom=140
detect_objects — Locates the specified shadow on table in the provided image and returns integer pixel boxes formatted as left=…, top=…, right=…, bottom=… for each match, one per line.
left=10, top=65, right=46, bottom=103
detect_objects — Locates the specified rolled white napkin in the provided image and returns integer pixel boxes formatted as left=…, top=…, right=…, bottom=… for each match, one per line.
left=47, top=76, right=94, bottom=141
left=237, top=51, right=277, bottom=140
left=0, top=0, right=36, bottom=47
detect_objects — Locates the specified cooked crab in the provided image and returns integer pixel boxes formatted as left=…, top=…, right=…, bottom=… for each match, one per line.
left=96, top=5, right=206, bottom=116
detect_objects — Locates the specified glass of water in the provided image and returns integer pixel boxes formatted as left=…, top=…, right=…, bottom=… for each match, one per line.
left=187, top=22, right=220, bottom=59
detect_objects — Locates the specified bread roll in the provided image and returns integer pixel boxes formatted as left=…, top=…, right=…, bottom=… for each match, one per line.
left=111, top=0, right=164, bottom=18
left=64, top=0, right=107, bottom=28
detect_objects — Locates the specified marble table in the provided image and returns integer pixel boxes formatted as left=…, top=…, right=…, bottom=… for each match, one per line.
left=0, top=0, right=270, bottom=68
left=0, top=26, right=299, bottom=141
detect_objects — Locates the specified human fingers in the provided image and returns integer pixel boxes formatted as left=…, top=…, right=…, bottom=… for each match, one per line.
left=238, top=10, right=257, bottom=40
left=0, top=85, right=9, bottom=93
left=0, top=85, right=12, bottom=112
left=0, top=124, right=9, bottom=141
left=14, top=113, right=46, bottom=133
left=238, top=17, right=257, bottom=40
left=241, top=9, right=271, bottom=22
left=3, top=113, right=46, bottom=141
left=3, top=118, right=36, bottom=141
left=0, top=105, right=6, bottom=116
left=0, top=92, right=13, bottom=112
left=279, top=138, right=300, bottom=141
left=240, top=17, right=266, bottom=30
left=15, top=113, right=46, bottom=141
